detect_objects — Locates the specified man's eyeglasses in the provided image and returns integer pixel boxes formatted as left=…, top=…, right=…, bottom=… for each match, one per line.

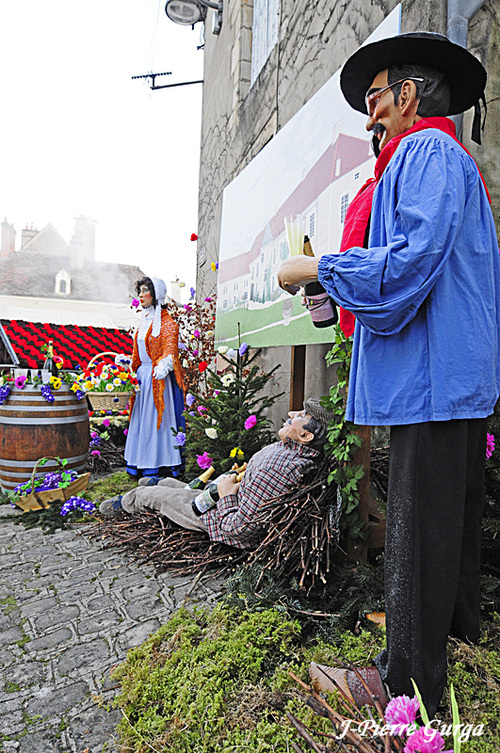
left=365, top=77, right=425, bottom=116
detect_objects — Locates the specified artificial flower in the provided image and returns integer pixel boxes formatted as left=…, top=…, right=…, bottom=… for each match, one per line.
left=14, top=375, right=27, bottom=389
left=385, top=695, right=420, bottom=729
left=190, top=287, right=196, bottom=298
left=244, top=415, right=257, bottom=430
left=218, top=346, right=228, bottom=355
left=486, top=432, right=495, bottom=458
left=196, top=452, right=213, bottom=470
left=174, top=431, right=186, bottom=446
left=91, top=449, right=101, bottom=457
left=193, top=329, right=201, bottom=338
left=190, top=233, right=198, bottom=241
left=210, top=262, right=218, bottom=272
left=238, top=342, right=248, bottom=356
left=198, top=361, right=208, bottom=372
left=205, top=428, right=218, bottom=440
left=204, top=297, right=213, bottom=302
left=226, top=348, right=237, bottom=359
left=102, top=418, right=111, bottom=427
left=193, top=350, right=199, bottom=356
left=182, top=358, right=189, bottom=368
left=178, top=281, right=186, bottom=288
left=131, top=298, right=140, bottom=308
left=206, top=330, right=214, bottom=337
left=197, top=405, right=207, bottom=414
left=403, top=727, right=451, bottom=753
left=123, top=428, right=128, bottom=436
left=183, top=304, right=192, bottom=311
left=230, top=447, right=244, bottom=458
left=50, top=377, right=62, bottom=390
left=186, top=393, right=195, bottom=407
left=221, top=373, right=235, bottom=387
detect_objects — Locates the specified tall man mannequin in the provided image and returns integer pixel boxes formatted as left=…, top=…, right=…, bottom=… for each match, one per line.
left=278, top=33, right=500, bottom=715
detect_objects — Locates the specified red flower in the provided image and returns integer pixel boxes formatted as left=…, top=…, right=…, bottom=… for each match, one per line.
left=190, top=233, right=198, bottom=241
left=198, top=361, right=208, bottom=372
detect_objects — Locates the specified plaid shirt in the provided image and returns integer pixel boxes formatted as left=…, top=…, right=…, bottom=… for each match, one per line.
left=202, top=439, right=321, bottom=549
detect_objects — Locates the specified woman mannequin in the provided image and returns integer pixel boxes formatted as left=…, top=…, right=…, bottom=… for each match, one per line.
left=124, top=276, right=185, bottom=480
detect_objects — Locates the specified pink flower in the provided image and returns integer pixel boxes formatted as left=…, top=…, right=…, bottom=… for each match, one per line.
left=193, top=350, right=199, bottom=356
left=193, top=329, right=201, bottom=338
left=131, top=298, right=140, bottom=308
left=244, top=415, right=257, bottom=430
left=183, top=304, right=192, bottom=311
left=404, top=727, right=451, bottom=753
left=385, top=694, right=420, bottom=729
left=197, top=405, right=207, bottom=414
left=204, top=297, right=213, bottom=302
left=196, top=452, right=213, bottom=470
left=123, top=428, right=128, bottom=436
left=91, top=450, right=101, bottom=457
left=486, top=432, right=495, bottom=458
left=102, top=418, right=111, bottom=427
left=14, top=375, right=27, bottom=389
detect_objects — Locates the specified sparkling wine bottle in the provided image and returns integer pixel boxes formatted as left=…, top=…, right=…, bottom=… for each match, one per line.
left=302, top=236, right=338, bottom=328
left=186, top=466, right=215, bottom=489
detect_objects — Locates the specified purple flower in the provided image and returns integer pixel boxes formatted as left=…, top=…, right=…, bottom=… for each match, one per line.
left=91, top=431, right=99, bottom=439
left=123, top=428, right=128, bottom=436
left=60, top=495, right=96, bottom=517
left=190, top=287, right=196, bottom=299
left=385, top=695, right=420, bottom=729
left=102, top=418, right=111, bottom=427
left=197, top=405, right=207, bottom=414
left=193, top=329, right=201, bottom=338
left=196, top=452, right=213, bottom=470
left=193, top=350, right=199, bottom=356
left=404, top=727, right=451, bottom=753
left=15, top=375, right=27, bottom=389
left=179, top=341, right=187, bottom=350
left=244, top=415, right=257, bottom=430
left=183, top=304, right=192, bottom=311
left=131, top=298, right=140, bottom=308
left=486, top=432, right=495, bottom=459
left=238, top=342, right=248, bottom=356
left=204, top=297, right=213, bottom=302
left=186, top=393, right=195, bottom=407
left=175, top=431, right=186, bottom=446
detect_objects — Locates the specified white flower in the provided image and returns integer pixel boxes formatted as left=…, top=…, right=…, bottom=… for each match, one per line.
left=221, top=373, right=235, bottom=386
left=206, top=330, right=214, bottom=337
left=226, top=348, right=237, bottom=358
left=134, top=385, right=141, bottom=392
left=218, top=346, right=228, bottom=354
left=105, top=383, right=114, bottom=392
left=113, top=378, right=122, bottom=386
left=205, top=428, right=218, bottom=440
left=182, top=358, right=189, bottom=368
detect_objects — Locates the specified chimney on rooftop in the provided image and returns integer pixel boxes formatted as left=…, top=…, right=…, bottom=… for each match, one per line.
left=1, top=219, right=16, bottom=257
left=21, top=223, right=38, bottom=248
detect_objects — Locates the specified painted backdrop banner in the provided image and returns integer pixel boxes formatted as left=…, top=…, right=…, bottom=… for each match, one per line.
left=215, top=6, right=401, bottom=348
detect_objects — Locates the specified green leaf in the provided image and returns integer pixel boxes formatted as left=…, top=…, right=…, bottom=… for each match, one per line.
left=410, top=678, right=429, bottom=726
left=450, top=683, right=461, bottom=753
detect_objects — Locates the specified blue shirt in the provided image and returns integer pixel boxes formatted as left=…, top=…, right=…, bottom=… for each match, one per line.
left=318, top=128, right=500, bottom=426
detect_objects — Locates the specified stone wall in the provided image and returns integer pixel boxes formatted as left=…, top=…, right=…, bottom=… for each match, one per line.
left=197, top=0, right=500, bottom=429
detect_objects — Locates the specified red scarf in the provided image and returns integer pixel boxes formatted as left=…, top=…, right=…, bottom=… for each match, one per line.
left=337, top=117, right=490, bottom=337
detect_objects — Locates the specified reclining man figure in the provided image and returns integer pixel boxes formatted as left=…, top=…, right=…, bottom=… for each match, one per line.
left=99, top=398, right=334, bottom=550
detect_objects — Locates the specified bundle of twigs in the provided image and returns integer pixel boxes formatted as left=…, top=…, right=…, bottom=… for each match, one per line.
left=288, top=662, right=402, bottom=752
left=85, top=456, right=340, bottom=585
left=368, top=446, right=389, bottom=503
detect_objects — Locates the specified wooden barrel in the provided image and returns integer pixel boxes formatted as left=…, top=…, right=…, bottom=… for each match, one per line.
left=0, top=384, right=90, bottom=491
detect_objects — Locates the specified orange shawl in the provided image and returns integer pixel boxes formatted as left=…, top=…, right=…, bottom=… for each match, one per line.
left=130, top=309, right=184, bottom=430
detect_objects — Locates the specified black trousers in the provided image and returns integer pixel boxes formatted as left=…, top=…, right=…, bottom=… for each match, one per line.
left=374, top=419, right=486, bottom=717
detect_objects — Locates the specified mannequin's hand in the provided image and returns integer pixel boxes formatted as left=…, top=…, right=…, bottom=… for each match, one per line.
left=277, top=257, right=319, bottom=294
left=217, top=474, right=241, bottom=499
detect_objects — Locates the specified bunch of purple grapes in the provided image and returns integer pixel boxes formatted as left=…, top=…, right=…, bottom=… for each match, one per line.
left=14, top=469, right=78, bottom=495
left=41, top=384, right=54, bottom=403
left=0, top=384, right=11, bottom=405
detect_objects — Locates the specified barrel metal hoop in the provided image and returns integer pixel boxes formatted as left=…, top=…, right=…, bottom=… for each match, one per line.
left=0, top=415, right=89, bottom=425
left=0, top=453, right=89, bottom=469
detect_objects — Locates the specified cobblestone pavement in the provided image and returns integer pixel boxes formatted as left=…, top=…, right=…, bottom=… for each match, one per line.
left=0, top=508, right=223, bottom=752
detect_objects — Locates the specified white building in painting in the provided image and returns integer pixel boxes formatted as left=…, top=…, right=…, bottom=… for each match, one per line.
left=217, top=131, right=373, bottom=313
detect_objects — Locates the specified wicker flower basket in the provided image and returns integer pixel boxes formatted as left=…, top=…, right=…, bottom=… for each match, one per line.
left=86, top=391, right=133, bottom=411
left=85, top=351, right=134, bottom=412
left=13, top=457, right=90, bottom=513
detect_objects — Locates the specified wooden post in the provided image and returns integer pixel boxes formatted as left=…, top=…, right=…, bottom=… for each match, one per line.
left=289, top=345, right=306, bottom=411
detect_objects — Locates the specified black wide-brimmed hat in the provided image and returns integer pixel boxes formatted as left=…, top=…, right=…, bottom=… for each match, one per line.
left=340, top=31, right=486, bottom=117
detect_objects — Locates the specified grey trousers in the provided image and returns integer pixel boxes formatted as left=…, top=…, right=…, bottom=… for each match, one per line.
left=121, top=478, right=209, bottom=533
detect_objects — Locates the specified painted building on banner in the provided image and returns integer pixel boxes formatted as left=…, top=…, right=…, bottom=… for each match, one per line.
left=192, top=0, right=500, bottom=428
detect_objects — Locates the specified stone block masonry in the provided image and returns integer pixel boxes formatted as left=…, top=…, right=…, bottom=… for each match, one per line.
left=0, top=510, right=223, bottom=752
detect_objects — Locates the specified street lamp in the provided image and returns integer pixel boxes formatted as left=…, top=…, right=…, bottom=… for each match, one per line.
left=165, top=0, right=223, bottom=35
